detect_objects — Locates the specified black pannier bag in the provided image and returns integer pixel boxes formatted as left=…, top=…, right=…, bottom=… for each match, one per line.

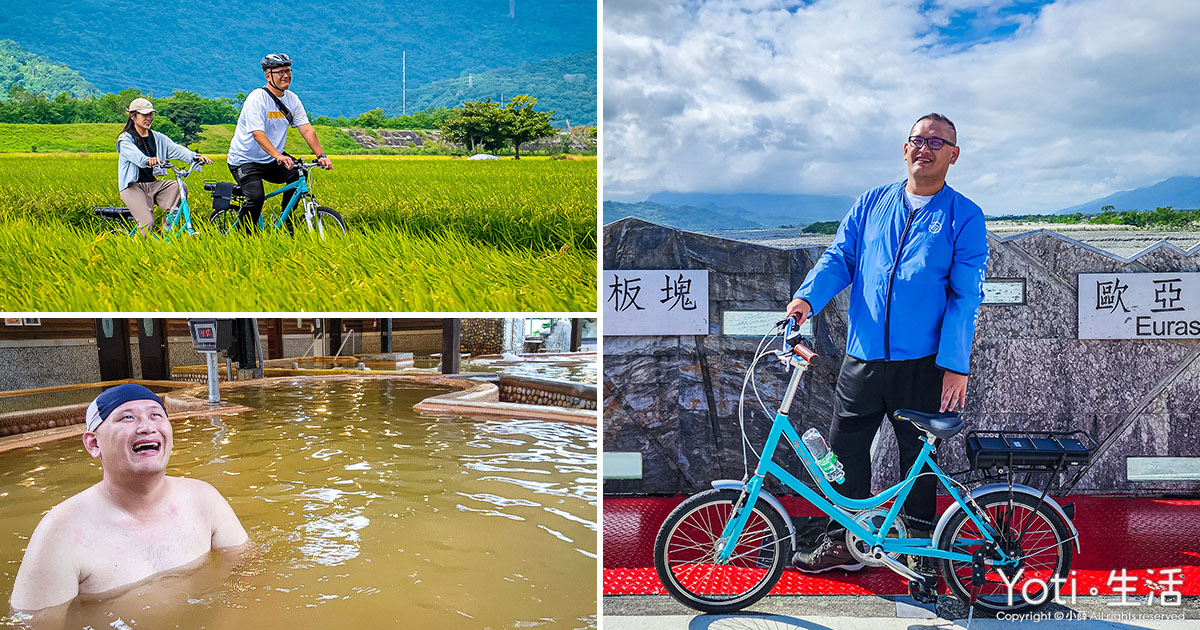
left=204, top=181, right=243, bottom=211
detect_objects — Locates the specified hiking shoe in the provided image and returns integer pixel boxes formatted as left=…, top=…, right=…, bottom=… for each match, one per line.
left=791, top=532, right=865, bottom=573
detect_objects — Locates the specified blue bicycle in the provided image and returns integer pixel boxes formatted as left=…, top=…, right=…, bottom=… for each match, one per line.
left=94, top=159, right=204, bottom=238
left=205, top=158, right=346, bottom=238
left=653, top=319, right=1089, bottom=614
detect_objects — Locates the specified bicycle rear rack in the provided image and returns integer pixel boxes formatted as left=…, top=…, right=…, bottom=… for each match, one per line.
left=965, top=430, right=1095, bottom=471
left=950, top=429, right=1097, bottom=498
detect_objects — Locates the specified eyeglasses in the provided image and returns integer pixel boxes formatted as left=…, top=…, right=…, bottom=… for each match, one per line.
left=908, top=136, right=955, bottom=150
left=270, top=68, right=293, bottom=76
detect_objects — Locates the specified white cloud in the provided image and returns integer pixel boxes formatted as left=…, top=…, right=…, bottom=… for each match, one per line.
left=603, top=0, right=1200, bottom=213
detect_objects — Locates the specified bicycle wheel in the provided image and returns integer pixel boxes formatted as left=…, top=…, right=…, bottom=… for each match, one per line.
left=208, top=208, right=243, bottom=234
left=653, top=488, right=791, bottom=613
left=287, top=205, right=347, bottom=239
left=937, top=490, right=1073, bottom=614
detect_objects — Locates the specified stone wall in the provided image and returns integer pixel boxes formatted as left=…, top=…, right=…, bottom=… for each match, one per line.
left=602, top=217, right=1200, bottom=497
left=499, top=375, right=597, bottom=410
left=0, top=405, right=81, bottom=437
left=0, top=340, right=101, bottom=391
left=342, top=129, right=432, bottom=149
left=463, top=319, right=506, bottom=356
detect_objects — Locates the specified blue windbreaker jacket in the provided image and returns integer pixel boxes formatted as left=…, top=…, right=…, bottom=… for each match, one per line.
left=794, top=181, right=989, bottom=375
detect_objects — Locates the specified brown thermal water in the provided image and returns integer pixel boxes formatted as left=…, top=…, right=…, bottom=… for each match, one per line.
left=0, top=378, right=597, bottom=629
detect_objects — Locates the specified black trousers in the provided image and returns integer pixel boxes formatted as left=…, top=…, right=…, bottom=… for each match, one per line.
left=229, top=157, right=298, bottom=230
left=828, top=354, right=944, bottom=529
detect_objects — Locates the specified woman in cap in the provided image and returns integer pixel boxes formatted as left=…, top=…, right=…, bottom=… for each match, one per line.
left=116, top=97, right=213, bottom=236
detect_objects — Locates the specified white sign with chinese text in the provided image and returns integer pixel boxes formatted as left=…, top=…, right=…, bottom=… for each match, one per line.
left=1079, top=272, right=1200, bottom=339
left=604, top=269, right=709, bottom=336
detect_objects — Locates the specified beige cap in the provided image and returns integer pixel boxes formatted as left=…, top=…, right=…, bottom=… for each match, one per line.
left=127, top=98, right=156, bottom=114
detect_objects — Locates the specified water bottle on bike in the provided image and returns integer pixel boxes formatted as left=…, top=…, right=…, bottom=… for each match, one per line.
left=800, top=428, right=844, bottom=484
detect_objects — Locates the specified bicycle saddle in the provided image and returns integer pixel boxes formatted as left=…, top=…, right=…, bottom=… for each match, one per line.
left=892, top=409, right=963, bottom=439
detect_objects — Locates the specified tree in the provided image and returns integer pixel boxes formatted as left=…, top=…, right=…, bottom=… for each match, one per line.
left=153, top=116, right=184, bottom=142
left=440, top=99, right=507, bottom=153
left=502, top=95, right=555, bottom=159
left=356, top=108, right=388, bottom=128
left=156, top=97, right=203, bottom=144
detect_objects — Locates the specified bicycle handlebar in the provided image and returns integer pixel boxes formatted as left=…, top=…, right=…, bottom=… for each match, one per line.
left=292, top=157, right=330, bottom=171
left=781, top=316, right=818, bottom=363
left=159, top=159, right=203, bottom=177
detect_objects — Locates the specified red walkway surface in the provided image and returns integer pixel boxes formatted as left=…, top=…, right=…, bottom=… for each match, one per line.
left=603, top=495, right=1200, bottom=597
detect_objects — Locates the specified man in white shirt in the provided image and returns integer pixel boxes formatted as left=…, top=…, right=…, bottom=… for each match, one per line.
left=227, top=53, right=334, bottom=230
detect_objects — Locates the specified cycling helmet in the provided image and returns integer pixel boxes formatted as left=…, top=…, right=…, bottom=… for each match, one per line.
left=261, top=53, right=293, bottom=71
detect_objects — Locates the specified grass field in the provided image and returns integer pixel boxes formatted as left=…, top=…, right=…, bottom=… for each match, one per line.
left=190, top=124, right=366, bottom=155
left=0, top=154, right=597, bottom=311
left=0, top=123, right=126, bottom=153
left=0, top=123, right=384, bottom=155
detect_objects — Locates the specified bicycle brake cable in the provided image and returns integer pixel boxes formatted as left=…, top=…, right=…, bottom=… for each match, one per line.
left=738, top=325, right=783, bottom=478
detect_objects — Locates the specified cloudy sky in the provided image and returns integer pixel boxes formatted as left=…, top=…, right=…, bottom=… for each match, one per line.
left=603, top=0, right=1200, bottom=214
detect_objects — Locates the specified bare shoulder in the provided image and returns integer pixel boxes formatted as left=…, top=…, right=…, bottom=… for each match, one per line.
left=170, top=477, right=249, bottom=548
left=171, top=475, right=223, bottom=498
left=35, top=485, right=102, bottom=540
left=10, top=488, right=98, bottom=610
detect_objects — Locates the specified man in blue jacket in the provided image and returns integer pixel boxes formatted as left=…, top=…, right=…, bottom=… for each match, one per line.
left=785, top=113, right=989, bottom=582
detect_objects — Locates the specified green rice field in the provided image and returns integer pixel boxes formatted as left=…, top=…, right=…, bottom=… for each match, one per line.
left=0, top=154, right=597, bottom=311
left=0, top=123, right=387, bottom=155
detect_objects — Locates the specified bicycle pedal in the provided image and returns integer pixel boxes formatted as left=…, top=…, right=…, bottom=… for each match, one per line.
left=908, top=578, right=937, bottom=604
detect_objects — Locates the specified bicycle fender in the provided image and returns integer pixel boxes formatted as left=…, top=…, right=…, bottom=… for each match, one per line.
left=710, top=480, right=797, bottom=549
left=932, top=482, right=1081, bottom=553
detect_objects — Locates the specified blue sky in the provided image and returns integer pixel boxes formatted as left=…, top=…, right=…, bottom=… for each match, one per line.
left=603, top=0, right=1200, bottom=214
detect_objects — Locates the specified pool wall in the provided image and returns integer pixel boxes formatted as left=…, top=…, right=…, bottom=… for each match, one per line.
left=173, top=355, right=421, bottom=382
left=0, top=372, right=597, bottom=454
left=0, top=379, right=238, bottom=451
left=0, top=338, right=102, bottom=391
left=498, top=375, right=597, bottom=411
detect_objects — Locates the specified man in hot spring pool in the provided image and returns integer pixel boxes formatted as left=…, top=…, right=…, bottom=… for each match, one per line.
left=9, top=384, right=248, bottom=613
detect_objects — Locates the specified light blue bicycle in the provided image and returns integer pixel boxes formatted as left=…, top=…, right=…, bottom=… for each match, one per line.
left=94, top=159, right=204, bottom=238
left=205, top=158, right=346, bottom=238
left=653, top=319, right=1089, bottom=614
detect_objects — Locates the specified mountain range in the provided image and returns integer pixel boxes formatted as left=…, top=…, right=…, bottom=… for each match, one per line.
left=604, top=192, right=854, bottom=231
left=0, top=39, right=97, bottom=98
left=1054, top=176, right=1200, bottom=215
left=606, top=176, right=1200, bottom=232
left=0, top=0, right=596, bottom=120
left=391, top=51, right=595, bottom=127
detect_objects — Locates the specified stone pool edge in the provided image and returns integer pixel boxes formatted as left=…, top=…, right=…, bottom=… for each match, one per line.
left=172, top=374, right=599, bottom=427
left=0, top=373, right=596, bottom=452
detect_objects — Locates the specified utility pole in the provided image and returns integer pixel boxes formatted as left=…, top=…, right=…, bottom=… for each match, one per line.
left=402, top=50, right=407, bottom=116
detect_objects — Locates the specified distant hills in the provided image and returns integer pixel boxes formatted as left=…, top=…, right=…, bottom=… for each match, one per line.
left=0, top=0, right=595, bottom=118
left=605, top=192, right=854, bottom=231
left=604, top=201, right=770, bottom=231
left=0, top=39, right=96, bottom=98
left=608, top=176, right=1200, bottom=232
left=392, top=51, right=595, bottom=127
left=1055, top=176, right=1200, bottom=214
